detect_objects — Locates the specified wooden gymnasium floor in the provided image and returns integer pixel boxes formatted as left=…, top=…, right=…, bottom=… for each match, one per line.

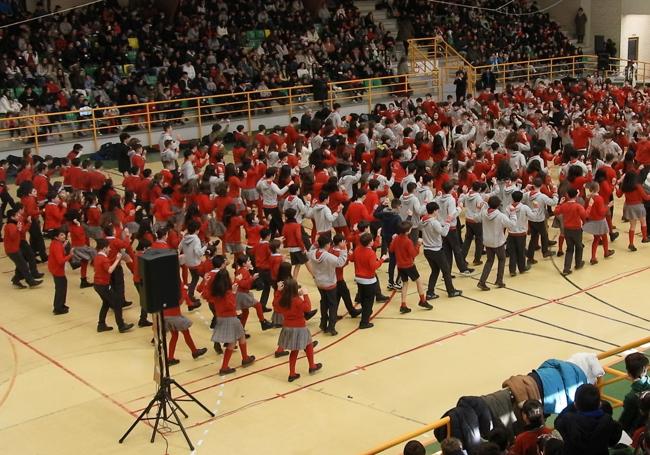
left=1, top=165, right=650, bottom=455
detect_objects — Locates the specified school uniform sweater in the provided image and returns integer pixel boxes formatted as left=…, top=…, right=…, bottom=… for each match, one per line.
left=3, top=222, right=21, bottom=254
left=419, top=215, right=450, bottom=250
left=554, top=200, right=587, bottom=229
left=48, top=239, right=71, bottom=277
left=350, top=245, right=383, bottom=284
left=93, top=252, right=112, bottom=285
left=279, top=295, right=311, bottom=328
left=389, top=234, right=419, bottom=268
left=307, top=247, right=347, bottom=290
left=480, top=208, right=517, bottom=248
left=282, top=221, right=305, bottom=252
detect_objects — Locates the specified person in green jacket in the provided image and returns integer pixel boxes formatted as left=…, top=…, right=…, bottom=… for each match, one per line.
left=620, top=352, right=650, bottom=434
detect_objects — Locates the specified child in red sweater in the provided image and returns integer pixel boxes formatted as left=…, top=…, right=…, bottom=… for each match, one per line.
left=48, top=229, right=72, bottom=315
left=234, top=255, right=273, bottom=331
left=389, top=221, right=432, bottom=313
left=583, top=182, right=615, bottom=264
left=282, top=208, right=309, bottom=278
left=277, top=278, right=322, bottom=382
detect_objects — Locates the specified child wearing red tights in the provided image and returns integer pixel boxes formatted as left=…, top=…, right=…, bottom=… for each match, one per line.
left=277, top=278, right=322, bottom=382
left=234, top=255, right=273, bottom=331
left=583, top=182, right=615, bottom=264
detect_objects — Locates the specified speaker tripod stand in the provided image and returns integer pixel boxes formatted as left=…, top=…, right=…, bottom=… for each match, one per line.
left=119, top=312, right=214, bottom=450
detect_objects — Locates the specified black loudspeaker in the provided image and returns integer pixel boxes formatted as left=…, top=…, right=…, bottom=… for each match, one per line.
left=594, top=35, right=605, bottom=53
left=139, top=248, right=181, bottom=313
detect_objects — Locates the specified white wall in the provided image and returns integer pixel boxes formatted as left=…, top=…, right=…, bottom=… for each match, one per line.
left=620, top=14, right=650, bottom=62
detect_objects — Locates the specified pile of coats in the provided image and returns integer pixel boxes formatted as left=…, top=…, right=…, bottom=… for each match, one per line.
left=433, top=353, right=605, bottom=453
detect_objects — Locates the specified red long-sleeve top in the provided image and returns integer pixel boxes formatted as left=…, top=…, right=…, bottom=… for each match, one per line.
left=43, top=202, right=65, bottom=230
left=213, top=195, right=233, bottom=220
left=3, top=222, right=21, bottom=254
left=345, top=200, right=373, bottom=227
left=279, top=295, right=311, bottom=328
left=389, top=234, right=419, bottom=268
left=350, top=245, right=384, bottom=279
left=153, top=196, right=173, bottom=222
left=586, top=194, right=607, bottom=221
left=48, top=239, right=71, bottom=277
left=86, top=206, right=101, bottom=226
left=213, top=291, right=237, bottom=317
left=224, top=216, right=244, bottom=243
left=282, top=221, right=305, bottom=250
left=93, top=252, right=112, bottom=285
left=88, top=170, right=106, bottom=191
left=21, top=195, right=39, bottom=220
left=33, top=174, right=49, bottom=201
left=616, top=185, right=650, bottom=205
left=244, top=222, right=264, bottom=247
left=122, top=175, right=141, bottom=193
left=235, top=267, right=254, bottom=293
left=554, top=200, right=587, bottom=229
left=195, top=193, right=213, bottom=215
left=254, top=241, right=271, bottom=270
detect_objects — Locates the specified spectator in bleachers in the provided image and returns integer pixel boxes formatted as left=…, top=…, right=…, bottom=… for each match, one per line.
left=555, top=384, right=622, bottom=454
left=441, top=437, right=467, bottom=455
left=619, top=352, right=650, bottom=435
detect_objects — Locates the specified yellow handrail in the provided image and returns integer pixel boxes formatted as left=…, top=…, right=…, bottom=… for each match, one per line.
left=362, top=335, right=650, bottom=454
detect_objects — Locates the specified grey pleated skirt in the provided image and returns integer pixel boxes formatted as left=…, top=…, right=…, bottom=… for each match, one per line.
left=583, top=219, right=609, bottom=236
left=226, top=242, right=245, bottom=253
left=623, top=203, right=646, bottom=221
left=333, top=212, right=347, bottom=228
left=278, top=326, right=312, bottom=351
left=211, top=316, right=245, bottom=344
left=236, top=291, right=256, bottom=310
left=241, top=188, right=259, bottom=201
left=84, top=225, right=104, bottom=240
left=272, top=311, right=284, bottom=326
left=165, top=315, right=193, bottom=331
left=72, top=245, right=97, bottom=262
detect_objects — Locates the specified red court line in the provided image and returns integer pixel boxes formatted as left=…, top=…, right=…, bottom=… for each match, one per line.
left=129, top=292, right=396, bottom=412
left=0, top=324, right=137, bottom=419
left=0, top=334, right=18, bottom=410
left=175, top=264, right=650, bottom=431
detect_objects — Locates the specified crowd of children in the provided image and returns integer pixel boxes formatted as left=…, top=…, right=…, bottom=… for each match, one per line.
left=1, top=75, right=650, bottom=383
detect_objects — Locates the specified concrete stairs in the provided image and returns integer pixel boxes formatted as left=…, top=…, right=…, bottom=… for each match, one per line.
left=353, top=0, right=404, bottom=68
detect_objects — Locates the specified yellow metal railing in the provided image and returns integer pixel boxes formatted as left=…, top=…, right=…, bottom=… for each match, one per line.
left=407, top=37, right=609, bottom=94
left=362, top=335, right=650, bottom=455
left=604, top=57, right=650, bottom=84
left=0, top=70, right=440, bottom=155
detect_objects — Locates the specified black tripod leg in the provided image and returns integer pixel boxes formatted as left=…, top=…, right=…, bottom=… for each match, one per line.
left=150, top=399, right=166, bottom=443
left=167, top=396, right=195, bottom=451
left=166, top=393, right=189, bottom=419
left=170, top=379, right=215, bottom=417
left=119, top=391, right=160, bottom=443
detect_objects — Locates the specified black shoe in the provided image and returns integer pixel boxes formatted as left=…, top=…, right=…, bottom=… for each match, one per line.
left=418, top=301, right=433, bottom=310
left=643, top=238, right=650, bottom=243
left=399, top=306, right=411, bottom=314
left=97, top=324, right=113, bottom=332
left=12, top=281, right=26, bottom=289
left=275, top=350, right=290, bottom=358
left=260, top=320, right=273, bottom=331
left=309, top=363, right=323, bottom=374
left=375, top=294, right=390, bottom=302
left=304, top=309, right=318, bottom=320
left=244, top=333, right=251, bottom=339
left=168, top=358, right=180, bottom=366
left=219, top=367, right=235, bottom=375
left=328, top=328, right=338, bottom=336
left=192, top=347, right=208, bottom=359
left=542, top=252, right=553, bottom=258
left=461, top=268, right=475, bottom=275
left=319, top=322, right=327, bottom=331
left=350, top=309, right=362, bottom=318
left=242, top=355, right=256, bottom=367
left=122, top=301, right=133, bottom=308
left=448, top=290, right=462, bottom=298
left=425, top=292, right=439, bottom=300
left=557, top=251, right=564, bottom=257
left=336, top=315, right=343, bottom=321
left=477, top=282, right=490, bottom=291
left=510, top=272, right=517, bottom=277
left=210, top=317, right=217, bottom=329
left=28, top=280, right=42, bottom=287
left=561, top=270, right=572, bottom=276
left=472, top=260, right=483, bottom=266
left=80, top=278, right=93, bottom=288
left=312, top=340, right=319, bottom=348
left=138, top=319, right=153, bottom=327
left=53, top=307, right=69, bottom=315
left=575, top=261, right=585, bottom=270
left=610, top=232, right=619, bottom=241
left=118, top=323, right=134, bottom=333
left=548, top=240, right=557, bottom=246
left=288, top=373, right=301, bottom=382
left=33, top=272, right=44, bottom=279
left=495, top=282, right=506, bottom=288
left=629, top=244, right=638, bottom=252
left=528, top=258, right=538, bottom=265
left=262, top=306, right=272, bottom=313
left=359, top=322, right=374, bottom=329
left=187, top=302, right=201, bottom=311
left=213, top=342, right=223, bottom=355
